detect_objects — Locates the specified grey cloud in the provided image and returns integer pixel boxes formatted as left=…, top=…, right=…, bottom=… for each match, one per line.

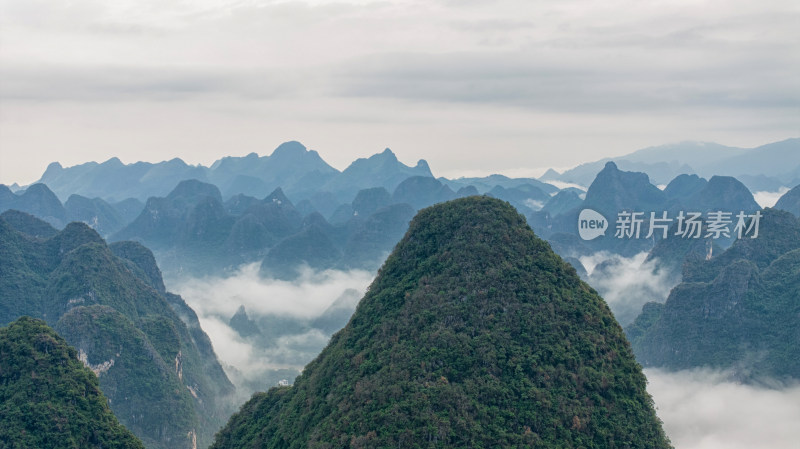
left=170, top=263, right=373, bottom=320
left=330, top=50, right=799, bottom=113
left=0, top=65, right=305, bottom=102
left=170, top=264, right=374, bottom=390
left=448, top=18, right=536, bottom=32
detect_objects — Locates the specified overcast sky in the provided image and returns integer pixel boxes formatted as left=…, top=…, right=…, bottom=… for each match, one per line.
left=1, top=0, right=797, bottom=185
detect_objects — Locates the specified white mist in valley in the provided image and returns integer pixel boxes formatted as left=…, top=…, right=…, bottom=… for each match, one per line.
left=646, top=368, right=800, bottom=449
left=581, top=251, right=678, bottom=327
left=753, top=187, right=790, bottom=208
left=169, top=259, right=800, bottom=449
left=168, top=263, right=374, bottom=392
left=170, top=263, right=373, bottom=319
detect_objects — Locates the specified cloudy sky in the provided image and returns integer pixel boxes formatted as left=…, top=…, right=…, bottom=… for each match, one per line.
left=1, top=0, right=797, bottom=185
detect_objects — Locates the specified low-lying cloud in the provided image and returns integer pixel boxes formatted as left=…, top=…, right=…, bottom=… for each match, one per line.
left=170, top=263, right=373, bottom=320
left=581, top=251, right=678, bottom=326
left=753, top=187, right=790, bottom=208
left=168, top=264, right=374, bottom=392
left=169, top=261, right=800, bottom=449
left=646, top=368, right=800, bottom=449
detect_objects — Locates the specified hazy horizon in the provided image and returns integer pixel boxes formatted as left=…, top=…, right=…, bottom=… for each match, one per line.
left=2, top=0, right=797, bottom=186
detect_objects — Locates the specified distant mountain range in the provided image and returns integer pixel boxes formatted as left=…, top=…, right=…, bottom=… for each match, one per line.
left=21, top=137, right=798, bottom=206
left=541, top=138, right=800, bottom=191
left=35, top=142, right=435, bottom=204
left=4, top=138, right=798, bottom=284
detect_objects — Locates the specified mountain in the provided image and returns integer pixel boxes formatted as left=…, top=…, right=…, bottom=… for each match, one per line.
left=229, top=305, right=261, bottom=339
left=111, top=198, right=145, bottom=224
left=487, top=184, right=551, bottom=213
left=109, top=178, right=420, bottom=278
left=260, top=223, right=342, bottom=279
left=583, top=162, right=667, bottom=215
left=351, top=187, right=392, bottom=217
left=112, top=179, right=237, bottom=274
left=0, top=183, right=67, bottom=228
left=0, top=316, right=144, bottom=449
left=774, top=184, right=800, bottom=217
left=0, top=209, right=59, bottom=239
left=391, top=175, right=457, bottom=210
left=208, top=141, right=339, bottom=200
left=65, top=194, right=127, bottom=236
left=543, top=158, right=694, bottom=188
left=32, top=142, right=339, bottom=203
left=627, top=208, right=800, bottom=383
left=698, top=138, right=800, bottom=180
left=623, top=141, right=747, bottom=168
left=322, top=148, right=434, bottom=203
left=537, top=161, right=669, bottom=256
left=671, top=175, right=760, bottom=214
left=539, top=163, right=755, bottom=260
left=340, top=203, right=416, bottom=269
left=224, top=193, right=261, bottom=216
left=0, top=217, right=235, bottom=448
left=212, top=197, right=670, bottom=448
left=310, top=288, right=363, bottom=335
left=37, top=157, right=208, bottom=203
left=441, top=174, right=559, bottom=195
left=541, top=189, right=583, bottom=217
left=540, top=138, right=800, bottom=191
left=663, top=174, right=707, bottom=200
left=643, top=223, right=719, bottom=277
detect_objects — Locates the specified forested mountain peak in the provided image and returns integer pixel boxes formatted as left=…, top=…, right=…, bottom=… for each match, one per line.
left=212, top=196, right=670, bottom=448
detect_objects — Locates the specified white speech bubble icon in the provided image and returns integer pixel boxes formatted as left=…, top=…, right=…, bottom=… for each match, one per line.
left=578, top=209, right=608, bottom=240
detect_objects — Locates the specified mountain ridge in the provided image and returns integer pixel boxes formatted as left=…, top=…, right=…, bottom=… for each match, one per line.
left=212, top=197, right=671, bottom=448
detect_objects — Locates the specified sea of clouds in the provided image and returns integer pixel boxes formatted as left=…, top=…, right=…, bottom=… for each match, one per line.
left=646, top=368, right=800, bottom=449
left=171, top=262, right=799, bottom=447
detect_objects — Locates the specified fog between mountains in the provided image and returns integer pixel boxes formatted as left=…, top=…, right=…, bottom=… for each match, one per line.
left=646, top=368, right=800, bottom=449
left=169, top=264, right=373, bottom=383
left=581, top=251, right=679, bottom=327
left=171, top=260, right=800, bottom=449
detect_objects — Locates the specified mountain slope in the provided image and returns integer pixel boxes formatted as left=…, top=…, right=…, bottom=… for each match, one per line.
left=774, top=184, right=800, bottom=217
left=0, top=316, right=144, bottom=449
left=0, top=183, right=67, bottom=228
left=0, top=218, right=235, bottom=448
left=212, top=197, right=670, bottom=448
left=628, top=209, right=800, bottom=382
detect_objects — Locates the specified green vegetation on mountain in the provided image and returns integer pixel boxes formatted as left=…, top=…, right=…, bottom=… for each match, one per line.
left=0, top=316, right=144, bottom=449
left=1, top=209, right=59, bottom=239
left=775, top=184, right=800, bottom=218
left=628, top=208, right=800, bottom=383
left=0, top=216, right=235, bottom=448
left=212, top=197, right=670, bottom=449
